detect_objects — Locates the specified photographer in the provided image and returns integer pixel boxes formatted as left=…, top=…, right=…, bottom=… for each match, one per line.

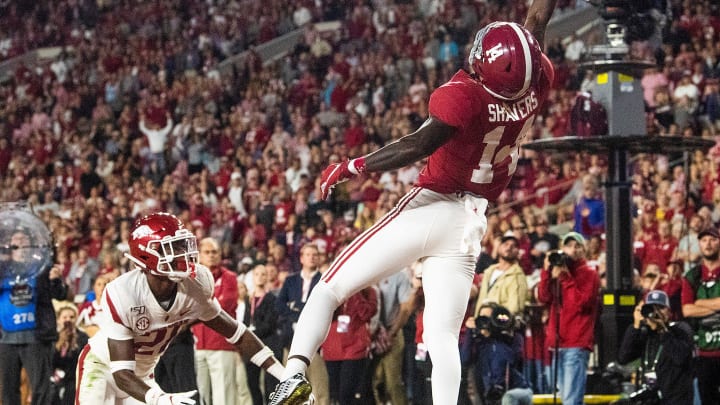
left=538, top=232, right=600, bottom=405
left=616, top=290, right=693, bottom=405
left=472, top=303, right=533, bottom=405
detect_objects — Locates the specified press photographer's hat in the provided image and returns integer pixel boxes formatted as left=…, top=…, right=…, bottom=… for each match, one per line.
left=562, top=231, right=585, bottom=248
left=644, top=290, right=670, bottom=308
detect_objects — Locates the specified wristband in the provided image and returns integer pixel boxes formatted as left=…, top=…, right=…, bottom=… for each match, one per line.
left=250, top=346, right=274, bottom=367
left=225, top=321, right=247, bottom=344
left=109, top=360, right=136, bottom=374
left=347, top=157, right=366, bottom=175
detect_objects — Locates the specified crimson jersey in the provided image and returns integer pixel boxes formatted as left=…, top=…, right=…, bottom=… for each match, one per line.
left=417, top=54, right=554, bottom=201
left=88, top=263, right=221, bottom=377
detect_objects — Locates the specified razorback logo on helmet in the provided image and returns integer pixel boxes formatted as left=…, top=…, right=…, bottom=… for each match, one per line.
left=131, top=225, right=154, bottom=240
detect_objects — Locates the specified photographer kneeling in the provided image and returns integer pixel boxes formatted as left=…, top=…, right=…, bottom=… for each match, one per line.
left=469, top=303, right=532, bottom=405
left=615, top=290, right=694, bottom=405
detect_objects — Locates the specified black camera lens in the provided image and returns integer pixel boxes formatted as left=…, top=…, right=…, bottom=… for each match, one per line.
left=476, top=315, right=491, bottom=330
left=548, top=250, right=569, bottom=267
left=641, top=304, right=662, bottom=319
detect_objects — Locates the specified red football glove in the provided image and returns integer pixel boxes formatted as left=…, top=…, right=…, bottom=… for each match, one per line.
left=320, top=157, right=366, bottom=200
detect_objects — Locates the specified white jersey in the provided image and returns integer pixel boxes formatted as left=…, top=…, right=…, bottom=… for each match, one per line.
left=88, top=263, right=221, bottom=377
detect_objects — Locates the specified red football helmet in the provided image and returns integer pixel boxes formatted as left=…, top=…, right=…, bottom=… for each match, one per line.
left=126, top=212, right=198, bottom=282
left=468, top=22, right=542, bottom=100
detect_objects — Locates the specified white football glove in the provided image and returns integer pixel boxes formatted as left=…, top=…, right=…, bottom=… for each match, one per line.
left=145, top=387, right=197, bottom=405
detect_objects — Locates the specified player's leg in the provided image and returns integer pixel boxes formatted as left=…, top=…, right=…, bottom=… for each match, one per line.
left=420, top=255, right=476, bottom=404
left=282, top=189, right=432, bottom=378
left=270, top=189, right=433, bottom=404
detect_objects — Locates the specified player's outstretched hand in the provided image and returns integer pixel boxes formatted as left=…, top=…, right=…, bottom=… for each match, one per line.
left=320, top=161, right=352, bottom=200
left=146, top=387, right=197, bottom=405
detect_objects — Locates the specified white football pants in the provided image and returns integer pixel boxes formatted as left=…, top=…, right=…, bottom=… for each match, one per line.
left=288, top=187, right=487, bottom=404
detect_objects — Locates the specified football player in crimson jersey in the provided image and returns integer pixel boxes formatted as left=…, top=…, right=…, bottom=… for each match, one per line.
left=270, top=1, right=558, bottom=404
left=75, top=213, right=293, bottom=405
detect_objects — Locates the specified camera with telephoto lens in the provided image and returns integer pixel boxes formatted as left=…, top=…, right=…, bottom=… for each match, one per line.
left=475, top=305, right=515, bottom=341
left=547, top=250, right=570, bottom=268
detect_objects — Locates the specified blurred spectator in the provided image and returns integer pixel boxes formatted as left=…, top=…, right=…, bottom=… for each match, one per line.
left=50, top=304, right=88, bottom=405
left=67, top=246, right=99, bottom=296
left=234, top=279, right=253, bottom=404
left=192, top=237, right=240, bottom=405
left=275, top=243, right=329, bottom=405
left=322, top=286, right=378, bottom=404
left=75, top=274, right=112, bottom=337
left=372, top=270, right=415, bottom=405
left=529, top=215, right=561, bottom=271
left=246, top=264, right=283, bottom=404
left=676, top=214, right=703, bottom=272
left=573, top=174, right=605, bottom=238
left=471, top=235, right=528, bottom=318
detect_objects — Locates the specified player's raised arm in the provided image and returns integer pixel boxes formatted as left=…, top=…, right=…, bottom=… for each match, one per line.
left=319, top=117, right=455, bottom=200
left=523, top=0, right=558, bottom=50
left=365, top=117, right=456, bottom=172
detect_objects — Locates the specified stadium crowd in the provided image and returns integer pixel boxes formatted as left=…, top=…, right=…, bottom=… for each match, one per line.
left=3, top=0, right=720, bottom=403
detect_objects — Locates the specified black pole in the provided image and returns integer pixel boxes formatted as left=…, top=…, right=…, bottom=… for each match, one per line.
left=599, top=146, right=635, bottom=368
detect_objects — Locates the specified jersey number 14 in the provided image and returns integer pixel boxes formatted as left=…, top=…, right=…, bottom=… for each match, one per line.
left=471, top=116, right=535, bottom=184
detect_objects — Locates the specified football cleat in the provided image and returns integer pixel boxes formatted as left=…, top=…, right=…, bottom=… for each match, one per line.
left=268, top=373, right=315, bottom=405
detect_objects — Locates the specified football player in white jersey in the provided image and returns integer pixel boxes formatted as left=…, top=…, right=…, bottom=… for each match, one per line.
left=75, top=212, right=287, bottom=405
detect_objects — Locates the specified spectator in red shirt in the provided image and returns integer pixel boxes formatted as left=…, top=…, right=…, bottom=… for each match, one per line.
left=191, top=237, right=240, bottom=405
left=321, top=287, right=377, bottom=405
left=639, top=220, right=678, bottom=274
left=343, top=114, right=366, bottom=151
left=538, top=232, right=600, bottom=405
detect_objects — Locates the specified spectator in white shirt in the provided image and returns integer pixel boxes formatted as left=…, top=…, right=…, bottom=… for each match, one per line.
left=139, top=113, right=173, bottom=176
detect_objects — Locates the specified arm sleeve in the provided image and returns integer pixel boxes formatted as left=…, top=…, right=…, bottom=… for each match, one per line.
left=617, top=324, right=644, bottom=365
left=216, top=271, right=239, bottom=314
left=561, top=266, right=599, bottom=311
left=662, top=322, right=694, bottom=367
left=537, top=267, right=554, bottom=304
left=680, top=278, right=696, bottom=306
left=49, top=276, right=68, bottom=301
